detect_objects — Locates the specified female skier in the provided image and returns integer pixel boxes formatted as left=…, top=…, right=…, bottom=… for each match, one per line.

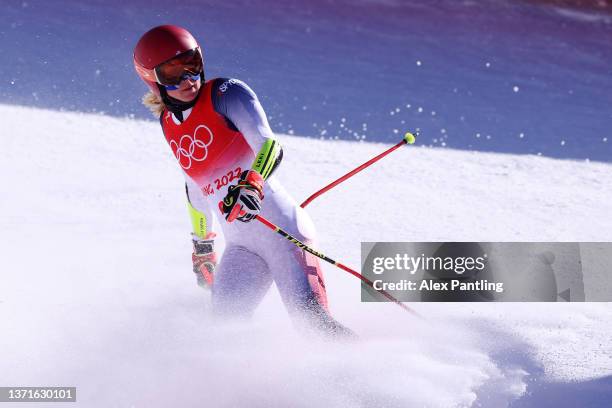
left=133, top=25, right=352, bottom=336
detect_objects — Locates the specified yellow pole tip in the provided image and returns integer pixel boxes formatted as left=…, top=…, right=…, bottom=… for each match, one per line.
left=404, top=132, right=416, bottom=144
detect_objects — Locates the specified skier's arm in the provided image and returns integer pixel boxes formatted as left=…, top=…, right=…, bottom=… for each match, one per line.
left=185, top=177, right=217, bottom=287
left=185, top=177, right=211, bottom=239
left=212, top=78, right=283, bottom=180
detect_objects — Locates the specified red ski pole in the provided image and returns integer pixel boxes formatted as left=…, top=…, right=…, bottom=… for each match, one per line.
left=255, top=214, right=417, bottom=315
left=300, top=132, right=416, bottom=208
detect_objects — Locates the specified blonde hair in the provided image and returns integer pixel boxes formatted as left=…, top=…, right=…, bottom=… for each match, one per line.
left=142, top=91, right=165, bottom=117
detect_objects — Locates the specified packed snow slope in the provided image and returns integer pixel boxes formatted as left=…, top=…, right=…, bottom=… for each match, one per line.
left=1, top=104, right=611, bottom=407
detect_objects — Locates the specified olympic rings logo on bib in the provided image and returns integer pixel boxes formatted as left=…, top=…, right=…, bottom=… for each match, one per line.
left=170, top=125, right=214, bottom=170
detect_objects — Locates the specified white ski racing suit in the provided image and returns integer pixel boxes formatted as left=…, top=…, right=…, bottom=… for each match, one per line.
left=159, top=78, right=349, bottom=334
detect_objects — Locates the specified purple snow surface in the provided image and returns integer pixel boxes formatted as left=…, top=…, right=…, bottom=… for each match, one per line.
left=1, top=0, right=611, bottom=161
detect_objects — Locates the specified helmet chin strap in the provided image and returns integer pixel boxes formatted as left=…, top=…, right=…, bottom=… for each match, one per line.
left=158, top=71, right=205, bottom=122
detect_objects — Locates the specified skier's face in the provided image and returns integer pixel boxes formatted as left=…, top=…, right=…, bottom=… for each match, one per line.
left=166, top=76, right=201, bottom=102
left=155, top=48, right=203, bottom=102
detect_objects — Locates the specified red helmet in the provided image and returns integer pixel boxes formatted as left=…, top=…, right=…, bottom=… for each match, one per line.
left=133, top=25, right=201, bottom=96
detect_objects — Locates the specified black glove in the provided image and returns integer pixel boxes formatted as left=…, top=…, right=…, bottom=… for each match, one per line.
left=192, top=233, right=217, bottom=288
left=219, top=170, right=264, bottom=223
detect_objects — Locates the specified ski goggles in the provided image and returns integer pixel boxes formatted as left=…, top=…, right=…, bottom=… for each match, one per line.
left=154, top=48, right=203, bottom=88
left=162, top=73, right=200, bottom=90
